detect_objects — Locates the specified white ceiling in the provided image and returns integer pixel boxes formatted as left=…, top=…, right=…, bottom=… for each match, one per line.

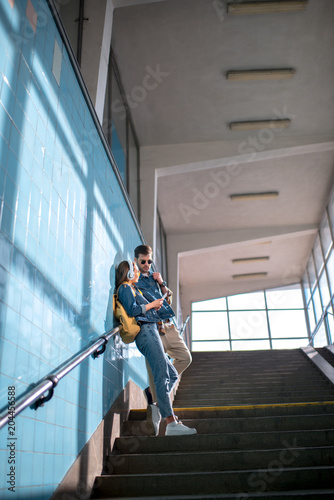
left=111, top=0, right=334, bottom=306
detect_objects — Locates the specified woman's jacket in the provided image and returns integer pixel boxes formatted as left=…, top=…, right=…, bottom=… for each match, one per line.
left=117, top=283, right=174, bottom=324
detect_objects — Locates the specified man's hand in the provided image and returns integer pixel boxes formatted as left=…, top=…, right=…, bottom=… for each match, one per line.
left=152, top=272, right=163, bottom=285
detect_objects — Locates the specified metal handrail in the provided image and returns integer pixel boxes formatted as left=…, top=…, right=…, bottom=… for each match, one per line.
left=180, top=315, right=190, bottom=337
left=0, top=326, right=120, bottom=430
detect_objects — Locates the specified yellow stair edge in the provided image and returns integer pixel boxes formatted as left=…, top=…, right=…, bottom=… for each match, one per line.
left=133, top=400, right=334, bottom=413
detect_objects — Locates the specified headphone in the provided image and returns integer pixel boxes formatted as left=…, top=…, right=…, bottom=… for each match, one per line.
left=127, top=259, right=135, bottom=280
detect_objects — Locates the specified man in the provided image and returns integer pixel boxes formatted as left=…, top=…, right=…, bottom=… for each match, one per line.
left=134, top=244, right=192, bottom=433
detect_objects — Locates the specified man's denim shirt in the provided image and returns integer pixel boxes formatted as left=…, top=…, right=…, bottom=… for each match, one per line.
left=117, top=283, right=174, bottom=324
left=137, top=271, right=175, bottom=318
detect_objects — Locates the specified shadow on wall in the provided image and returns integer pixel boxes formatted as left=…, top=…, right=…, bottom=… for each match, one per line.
left=0, top=0, right=145, bottom=498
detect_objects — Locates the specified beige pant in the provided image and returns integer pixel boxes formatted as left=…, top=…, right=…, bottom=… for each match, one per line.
left=146, top=322, right=192, bottom=403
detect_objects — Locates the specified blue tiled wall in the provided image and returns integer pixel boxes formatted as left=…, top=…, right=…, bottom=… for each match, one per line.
left=0, top=1, right=147, bottom=498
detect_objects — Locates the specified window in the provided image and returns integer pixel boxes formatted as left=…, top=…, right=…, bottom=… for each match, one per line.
left=302, top=188, right=334, bottom=347
left=320, top=210, right=332, bottom=259
left=102, top=50, right=140, bottom=216
left=192, top=285, right=309, bottom=352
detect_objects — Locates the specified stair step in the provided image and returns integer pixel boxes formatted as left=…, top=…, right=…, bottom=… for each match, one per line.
left=129, top=402, right=334, bottom=421
left=93, top=490, right=334, bottom=500
left=173, top=396, right=334, bottom=407
left=123, top=413, right=334, bottom=436
left=93, top=349, right=334, bottom=498
left=115, top=429, right=334, bottom=455
left=175, top=388, right=334, bottom=396
left=93, top=466, right=334, bottom=497
left=108, top=446, right=334, bottom=474
left=181, top=372, right=326, bottom=380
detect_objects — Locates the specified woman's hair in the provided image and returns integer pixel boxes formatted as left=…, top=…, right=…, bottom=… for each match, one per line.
left=115, top=260, right=131, bottom=290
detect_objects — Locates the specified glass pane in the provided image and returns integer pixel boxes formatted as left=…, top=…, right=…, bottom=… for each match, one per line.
left=319, top=270, right=330, bottom=311
left=231, top=340, right=270, bottom=351
left=192, top=311, right=229, bottom=340
left=266, top=285, right=303, bottom=309
left=272, top=338, right=308, bottom=349
left=312, top=287, right=323, bottom=322
left=307, top=299, right=316, bottom=333
left=328, top=190, right=334, bottom=238
left=268, top=310, right=308, bottom=338
left=192, top=297, right=227, bottom=311
left=192, top=340, right=230, bottom=352
left=326, top=306, right=334, bottom=344
left=302, top=271, right=311, bottom=304
left=112, top=69, right=127, bottom=184
left=229, top=311, right=268, bottom=339
left=313, top=235, right=324, bottom=274
left=326, top=249, right=334, bottom=295
left=307, top=256, right=317, bottom=291
left=128, top=124, right=139, bottom=215
left=227, top=291, right=265, bottom=310
left=320, top=210, right=333, bottom=259
left=313, top=322, right=328, bottom=347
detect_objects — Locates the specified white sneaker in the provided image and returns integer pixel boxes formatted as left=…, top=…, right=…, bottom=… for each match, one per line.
left=147, top=404, right=161, bottom=436
left=165, top=421, right=197, bottom=436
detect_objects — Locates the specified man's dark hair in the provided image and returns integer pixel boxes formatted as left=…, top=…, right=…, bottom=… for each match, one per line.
left=134, top=244, right=152, bottom=258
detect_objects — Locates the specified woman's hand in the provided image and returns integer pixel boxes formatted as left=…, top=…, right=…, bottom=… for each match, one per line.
left=146, top=298, right=163, bottom=311
left=152, top=298, right=163, bottom=310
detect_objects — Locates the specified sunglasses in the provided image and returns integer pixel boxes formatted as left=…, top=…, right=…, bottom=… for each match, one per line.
left=140, top=259, right=153, bottom=265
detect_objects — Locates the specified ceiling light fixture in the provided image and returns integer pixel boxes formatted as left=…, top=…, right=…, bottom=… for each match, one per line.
left=230, top=192, right=279, bottom=201
left=232, top=257, right=270, bottom=264
left=227, top=69, right=295, bottom=81
left=227, top=1, right=308, bottom=15
left=230, top=119, right=291, bottom=131
left=232, top=272, right=268, bottom=280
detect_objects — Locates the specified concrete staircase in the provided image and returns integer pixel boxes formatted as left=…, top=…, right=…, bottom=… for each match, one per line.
left=92, top=349, right=334, bottom=499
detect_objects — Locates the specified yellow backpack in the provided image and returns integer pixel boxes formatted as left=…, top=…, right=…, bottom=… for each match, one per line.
left=113, top=287, right=140, bottom=344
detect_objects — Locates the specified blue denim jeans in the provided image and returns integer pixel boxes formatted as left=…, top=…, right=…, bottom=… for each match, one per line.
left=135, top=322, right=178, bottom=418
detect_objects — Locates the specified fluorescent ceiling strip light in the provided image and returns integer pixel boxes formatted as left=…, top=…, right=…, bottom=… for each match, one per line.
left=230, top=119, right=290, bottom=131
left=232, top=272, right=268, bottom=280
left=230, top=191, right=279, bottom=201
left=227, top=1, right=308, bottom=15
left=227, top=69, right=295, bottom=81
left=232, top=257, right=270, bottom=264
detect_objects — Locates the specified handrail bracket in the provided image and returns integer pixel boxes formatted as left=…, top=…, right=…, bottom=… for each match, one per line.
left=30, top=375, right=59, bottom=410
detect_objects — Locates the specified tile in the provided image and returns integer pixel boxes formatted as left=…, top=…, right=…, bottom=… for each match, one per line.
left=25, top=231, right=37, bottom=265
left=0, top=103, right=12, bottom=145
left=0, top=73, right=16, bottom=119
left=15, top=345, right=31, bottom=384
left=28, top=206, right=39, bottom=238
left=1, top=203, right=15, bottom=241
left=18, top=56, right=31, bottom=91
left=20, top=285, right=33, bottom=322
left=3, top=306, right=20, bottom=344
left=0, top=231, right=12, bottom=272
left=19, top=451, right=34, bottom=486
left=0, top=339, right=17, bottom=378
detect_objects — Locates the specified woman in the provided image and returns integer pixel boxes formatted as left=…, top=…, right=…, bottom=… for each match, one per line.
left=115, top=260, right=197, bottom=436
